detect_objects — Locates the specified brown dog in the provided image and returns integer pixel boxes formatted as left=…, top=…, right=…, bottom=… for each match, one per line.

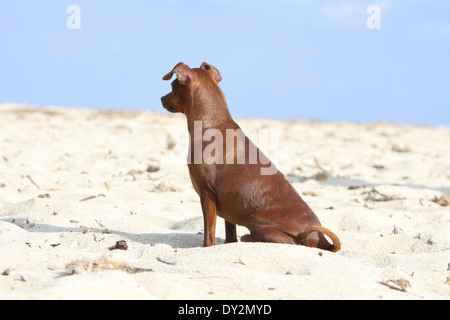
left=161, top=62, right=341, bottom=252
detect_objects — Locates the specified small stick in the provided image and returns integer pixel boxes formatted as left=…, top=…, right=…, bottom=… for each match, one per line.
left=378, top=281, right=406, bottom=292
left=26, top=175, right=41, bottom=190
left=79, top=194, right=106, bottom=202
left=94, top=219, right=104, bottom=228
left=156, top=257, right=175, bottom=265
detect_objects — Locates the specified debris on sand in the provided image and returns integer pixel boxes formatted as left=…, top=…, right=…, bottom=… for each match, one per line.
left=64, top=255, right=152, bottom=276
left=431, top=195, right=449, bottom=207
left=109, top=240, right=128, bottom=251
left=362, top=188, right=405, bottom=202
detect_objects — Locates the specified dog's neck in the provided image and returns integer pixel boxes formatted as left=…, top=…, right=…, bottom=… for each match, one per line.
left=186, top=85, right=235, bottom=133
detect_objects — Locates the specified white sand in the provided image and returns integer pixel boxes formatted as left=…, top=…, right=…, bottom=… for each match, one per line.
left=0, top=103, right=449, bottom=300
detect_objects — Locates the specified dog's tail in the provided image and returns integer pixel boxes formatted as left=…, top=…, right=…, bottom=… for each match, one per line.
left=300, top=225, right=341, bottom=252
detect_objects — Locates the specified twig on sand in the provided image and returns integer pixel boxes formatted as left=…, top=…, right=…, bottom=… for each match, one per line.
left=26, top=175, right=57, bottom=191
left=378, top=279, right=411, bottom=292
left=156, top=257, right=176, bottom=266
left=79, top=194, right=107, bottom=202
left=26, top=175, right=41, bottom=190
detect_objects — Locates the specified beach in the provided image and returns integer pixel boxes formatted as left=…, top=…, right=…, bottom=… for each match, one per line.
left=0, top=103, right=449, bottom=299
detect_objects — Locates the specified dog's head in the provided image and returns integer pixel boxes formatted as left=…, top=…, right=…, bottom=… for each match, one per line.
left=160, top=62, right=222, bottom=114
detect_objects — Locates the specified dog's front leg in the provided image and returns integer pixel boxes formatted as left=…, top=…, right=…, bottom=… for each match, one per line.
left=201, top=191, right=217, bottom=247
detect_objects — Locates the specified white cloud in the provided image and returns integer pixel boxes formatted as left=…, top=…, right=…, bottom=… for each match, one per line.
left=417, top=22, right=450, bottom=41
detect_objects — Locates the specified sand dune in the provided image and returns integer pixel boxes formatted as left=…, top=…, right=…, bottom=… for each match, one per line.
left=0, top=104, right=449, bottom=299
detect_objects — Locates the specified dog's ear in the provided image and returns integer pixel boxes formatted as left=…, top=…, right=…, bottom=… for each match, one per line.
left=200, top=62, right=222, bottom=83
left=163, top=62, right=192, bottom=85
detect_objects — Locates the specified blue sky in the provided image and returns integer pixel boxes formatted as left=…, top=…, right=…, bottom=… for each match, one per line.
left=0, top=0, right=449, bottom=125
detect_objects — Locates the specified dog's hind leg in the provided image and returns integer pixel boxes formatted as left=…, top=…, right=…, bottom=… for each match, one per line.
left=225, top=220, right=238, bottom=243
left=241, top=225, right=296, bottom=244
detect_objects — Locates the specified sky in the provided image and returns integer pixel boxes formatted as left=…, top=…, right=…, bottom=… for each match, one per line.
left=0, top=0, right=449, bottom=126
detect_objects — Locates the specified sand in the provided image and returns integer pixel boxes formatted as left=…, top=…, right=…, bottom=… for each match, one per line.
left=0, top=103, right=449, bottom=300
